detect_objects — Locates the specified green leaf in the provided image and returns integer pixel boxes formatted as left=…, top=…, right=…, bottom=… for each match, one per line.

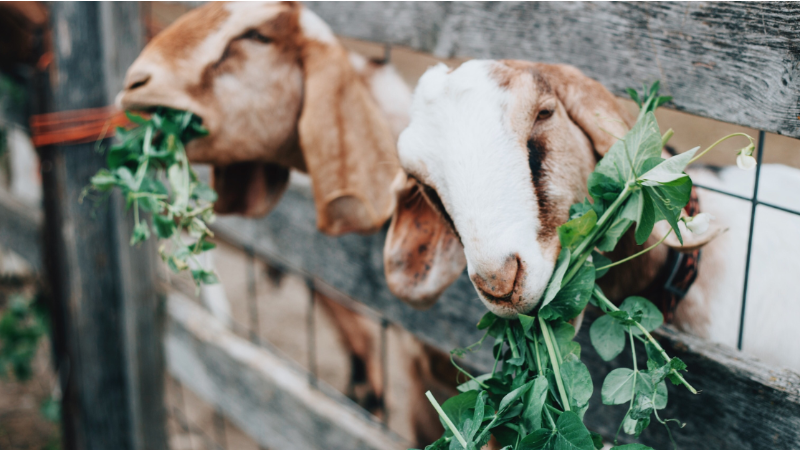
left=519, top=429, right=555, bottom=450
left=594, top=112, right=663, bottom=184
left=626, top=87, right=641, bottom=107
left=518, top=314, right=536, bottom=337
left=619, top=297, right=663, bottom=336
left=589, top=315, right=626, bottom=361
left=644, top=180, right=692, bottom=244
left=89, top=169, right=118, bottom=191
left=557, top=210, right=597, bottom=251
left=541, top=261, right=595, bottom=321
left=612, top=445, right=654, bottom=450
left=636, top=371, right=668, bottom=410
left=595, top=216, right=632, bottom=252
left=540, top=248, right=571, bottom=309
left=477, top=312, right=498, bottom=330
left=561, top=360, right=593, bottom=409
left=589, top=432, right=604, bottom=449
left=498, top=380, right=533, bottom=413
left=191, top=269, right=219, bottom=285
left=440, top=391, right=478, bottom=433
left=569, top=199, right=594, bottom=220
left=130, top=222, right=150, bottom=246
left=588, top=172, right=623, bottom=202
left=193, top=182, right=218, bottom=202
left=601, top=368, right=636, bottom=405
left=521, top=377, right=549, bottom=434
left=153, top=214, right=176, bottom=239
left=639, top=146, right=699, bottom=186
left=553, top=411, right=595, bottom=450
left=457, top=374, right=493, bottom=393
left=634, top=189, right=655, bottom=245
left=591, top=251, right=612, bottom=279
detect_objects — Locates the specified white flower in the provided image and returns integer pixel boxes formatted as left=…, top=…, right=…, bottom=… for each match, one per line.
left=685, top=213, right=714, bottom=235
left=737, top=153, right=757, bottom=170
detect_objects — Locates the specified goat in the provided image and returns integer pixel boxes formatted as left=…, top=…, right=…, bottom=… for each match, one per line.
left=117, top=2, right=454, bottom=444
left=384, top=60, right=800, bottom=373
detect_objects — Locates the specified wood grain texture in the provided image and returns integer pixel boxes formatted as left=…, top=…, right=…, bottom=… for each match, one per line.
left=41, top=3, right=167, bottom=450
left=211, top=183, right=800, bottom=448
left=0, top=189, right=42, bottom=271
left=307, top=1, right=800, bottom=138
left=165, top=292, right=409, bottom=450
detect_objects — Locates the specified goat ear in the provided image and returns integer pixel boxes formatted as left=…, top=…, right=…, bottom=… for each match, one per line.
left=297, top=38, right=402, bottom=236
left=536, top=63, right=633, bottom=156
left=212, top=162, right=290, bottom=217
left=383, top=177, right=467, bottom=308
left=652, top=220, right=728, bottom=253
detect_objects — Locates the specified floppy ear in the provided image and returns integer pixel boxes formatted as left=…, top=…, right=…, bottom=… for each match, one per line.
left=534, top=63, right=633, bottom=156
left=297, top=38, right=402, bottom=236
left=383, top=177, right=467, bottom=308
left=212, top=162, right=290, bottom=217
left=652, top=219, right=728, bottom=253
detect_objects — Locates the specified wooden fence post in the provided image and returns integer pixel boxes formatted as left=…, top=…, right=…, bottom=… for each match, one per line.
left=40, top=3, right=168, bottom=450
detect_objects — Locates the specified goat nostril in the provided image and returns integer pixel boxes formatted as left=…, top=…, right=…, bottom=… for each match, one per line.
left=472, top=255, right=520, bottom=303
left=126, top=74, right=151, bottom=90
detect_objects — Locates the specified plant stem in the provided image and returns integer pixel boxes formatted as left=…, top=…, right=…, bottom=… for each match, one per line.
left=572, top=185, right=633, bottom=262
left=531, top=340, right=543, bottom=375
left=543, top=405, right=558, bottom=430
left=661, top=128, right=674, bottom=148
left=688, top=133, right=755, bottom=165
left=492, top=332, right=504, bottom=374
left=426, top=391, right=467, bottom=448
left=561, top=248, right=592, bottom=288
left=596, top=229, right=673, bottom=272
left=506, top=327, right=520, bottom=359
left=547, top=322, right=564, bottom=366
left=449, top=354, right=489, bottom=389
left=539, top=316, right=571, bottom=411
left=592, top=286, right=697, bottom=394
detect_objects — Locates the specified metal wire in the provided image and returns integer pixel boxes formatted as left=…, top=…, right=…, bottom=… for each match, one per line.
left=737, top=130, right=766, bottom=350
left=306, top=278, right=318, bottom=387
left=380, top=318, right=390, bottom=427
left=245, top=246, right=260, bottom=344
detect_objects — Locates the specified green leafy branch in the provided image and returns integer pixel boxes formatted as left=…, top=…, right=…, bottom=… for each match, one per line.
left=420, top=83, right=753, bottom=450
left=83, top=108, right=219, bottom=286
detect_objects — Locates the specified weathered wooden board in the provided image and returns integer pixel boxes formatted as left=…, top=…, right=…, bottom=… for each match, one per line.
left=0, top=189, right=42, bottom=271
left=41, top=3, right=167, bottom=450
left=211, top=183, right=800, bottom=449
left=165, top=292, right=409, bottom=450
left=307, top=2, right=800, bottom=138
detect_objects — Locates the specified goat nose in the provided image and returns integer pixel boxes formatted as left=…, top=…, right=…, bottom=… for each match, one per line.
left=471, top=255, right=520, bottom=302
left=125, top=72, right=151, bottom=90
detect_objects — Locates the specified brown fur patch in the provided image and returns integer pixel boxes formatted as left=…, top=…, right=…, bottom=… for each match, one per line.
left=188, top=8, right=303, bottom=102
left=149, top=2, right=230, bottom=62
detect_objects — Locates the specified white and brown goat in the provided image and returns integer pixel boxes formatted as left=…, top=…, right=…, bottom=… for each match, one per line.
left=118, top=2, right=454, bottom=444
left=385, top=60, right=800, bottom=373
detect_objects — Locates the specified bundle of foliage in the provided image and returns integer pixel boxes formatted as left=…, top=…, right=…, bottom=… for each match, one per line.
left=85, top=108, right=218, bottom=286
left=0, top=293, right=48, bottom=381
left=421, top=83, right=755, bottom=450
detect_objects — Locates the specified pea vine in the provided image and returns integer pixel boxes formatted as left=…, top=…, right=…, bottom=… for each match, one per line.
left=83, top=108, right=219, bottom=286
left=421, top=83, right=755, bottom=450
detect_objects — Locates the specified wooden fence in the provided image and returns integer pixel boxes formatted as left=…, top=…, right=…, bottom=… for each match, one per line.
left=1, top=2, right=798, bottom=450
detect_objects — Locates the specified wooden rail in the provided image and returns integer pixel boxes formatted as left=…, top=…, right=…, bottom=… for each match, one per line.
left=308, top=1, right=800, bottom=138
left=211, top=182, right=800, bottom=449
left=166, top=292, right=408, bottom=450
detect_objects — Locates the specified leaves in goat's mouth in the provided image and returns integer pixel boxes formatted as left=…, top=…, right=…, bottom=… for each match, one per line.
left=83, top=107, right=219, bottom=287
left=419, top=82, right=734, bottom=450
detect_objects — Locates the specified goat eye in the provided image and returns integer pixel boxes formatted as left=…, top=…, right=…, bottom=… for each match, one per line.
left=537, top=109, right=554, bottom=120
left=242, top=29, right=272, bottom=44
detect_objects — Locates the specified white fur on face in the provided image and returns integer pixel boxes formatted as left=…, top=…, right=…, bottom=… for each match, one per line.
left=398, top=61, right=553, bottom=318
